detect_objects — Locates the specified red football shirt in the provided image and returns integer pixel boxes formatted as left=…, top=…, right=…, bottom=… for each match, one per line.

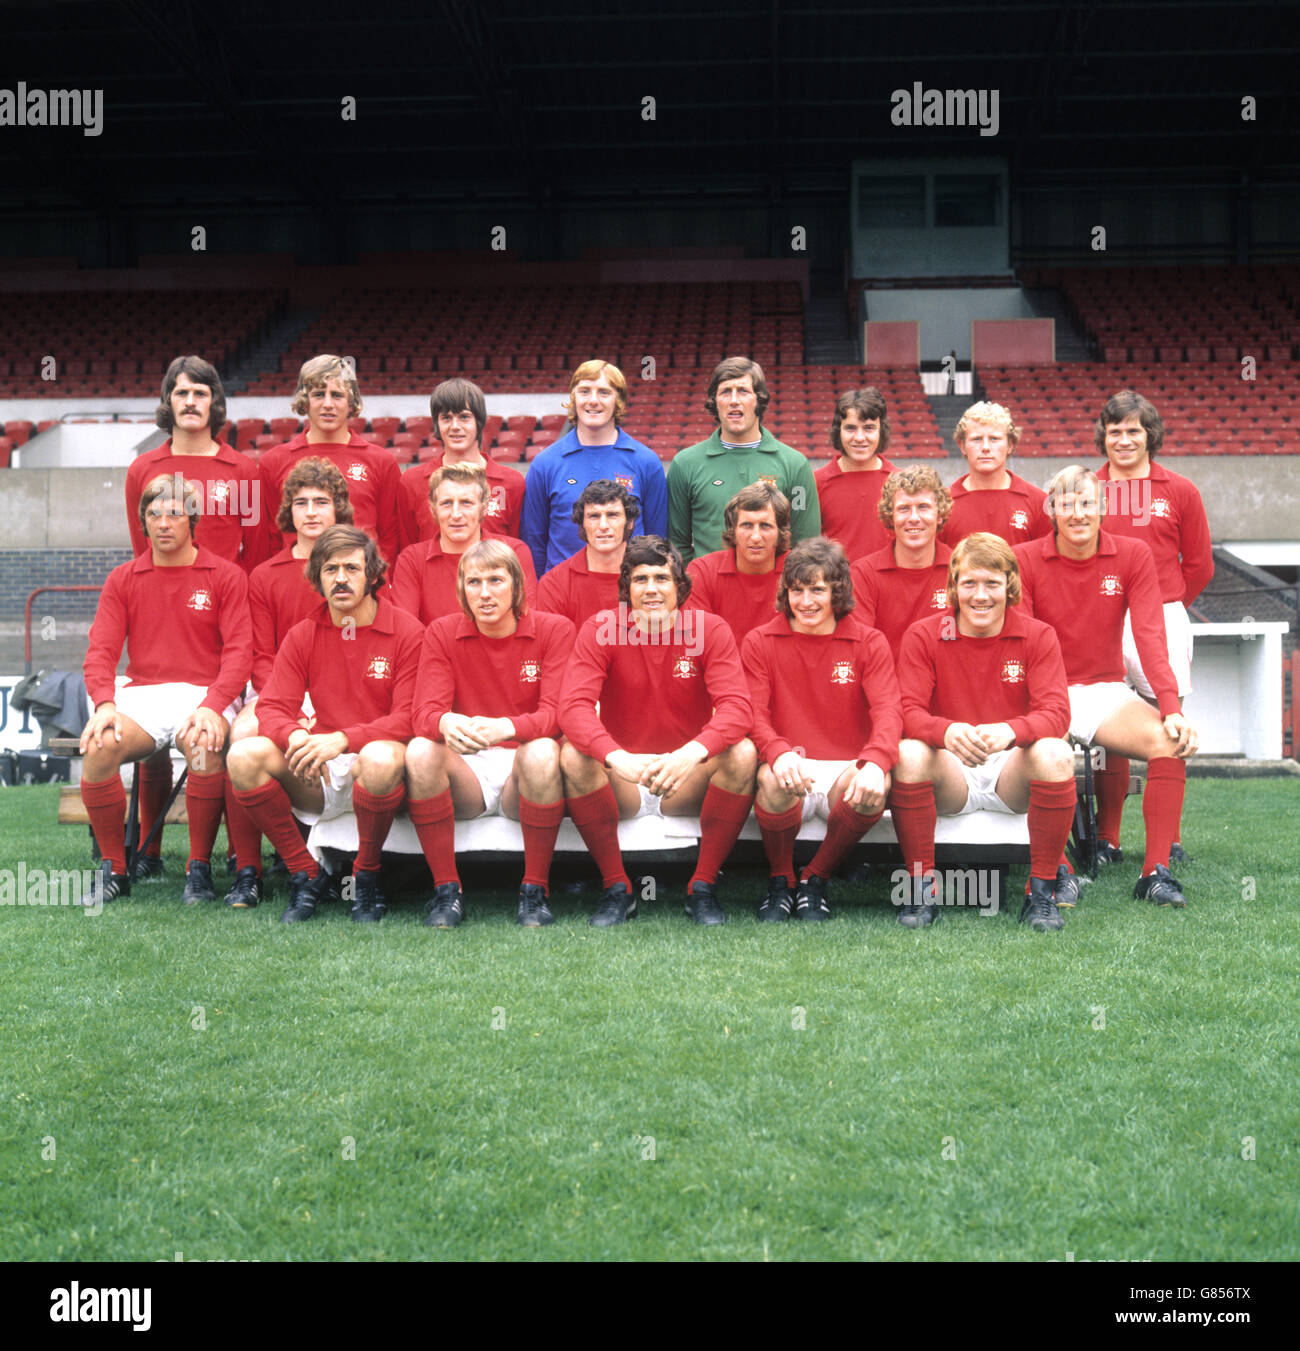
left=411, top=610, right=576, bottom=746
left=397, top=451, right=525, bottom=546
left=741, top=612, right=902, bottom=773
left=684, top=548, right=784, bottom=646
left=260, top=433, right=403, bottom=565
left=84, top=547, right=252, bottom=715
left=559, top=607, right=752, bottom=762
left=125, top=440, right=272, bottom=573
left=390, top=535, right=538, bottom=626
left=850, top=543, right=954, bottom=655
left=535, top=549, right=620, bottom=629
left=247, top=546, right=325, bottom=692
left=895, top=607, right=1070, bottom=748
left=256, top=596, right=424, bottom=752
left=1097, top=461, right=1214, bottom=605
left=941, top=471, right=1052, bottom=547
left=1014, top=531, right=1180, bottom=716
left=814, top=456, right=897, bottom=560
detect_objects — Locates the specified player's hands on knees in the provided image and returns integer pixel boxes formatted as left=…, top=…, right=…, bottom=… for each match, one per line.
left=644, top=741, right=707, bottom=799
left=944, top=722, right=991, bottom=767
left=287, top=730, right=348, bottom=783
left=440, top=712, right=491, bottom=756
left=771, top=750, right=813, bottom=797
left=843, top=762, right=887, bottom=813
left=1162, top=712, right=1198, bottom=758
left=179, top=706, right=228, bottom=755
left=973, top=722, right=1015, bottom=754
left=80, top=703, right=121, bottom=754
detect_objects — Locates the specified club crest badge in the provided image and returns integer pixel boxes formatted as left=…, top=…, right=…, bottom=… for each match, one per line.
left=1150, top=498, right=1172, bottom=519
left=757, top=475, right=778, bottom=489
left=615, top=475, right=634, bottom=492
left=210, top=480, right=232, bottom=505
left=365, top=655, right=392, bottom=679
left=186, top=589, right=213, bottom=612
left=1011, top=509, right=1029, bottom=531
left=346, top=463, right=368, bottom=482
left=486, top=491, right=504, bottom=516
left=1100, top=574, right=1124, bottom=597
left=519, top=659, right=540, bottom=683
left=830, top=660, right=855, bottom=686
left=931, top=588, right=948, bottom=609
left=1001, top=658, right=1025, bottom=684
left=672, top=656, right=698, bottom=679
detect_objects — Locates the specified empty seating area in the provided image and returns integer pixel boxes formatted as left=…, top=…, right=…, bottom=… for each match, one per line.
left=0, top=290, right=285, bottom=397
left=978, top=362, right=1299, bottom=455
left=239, top=281, right=807, bottom=394
left=1020, top=265, right=1300, bottom=363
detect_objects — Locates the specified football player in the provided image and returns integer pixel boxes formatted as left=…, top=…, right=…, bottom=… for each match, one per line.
left=941, top=401, right=1051, bottom=547
left=535, top=479, right=639, bottom=628
left=813, top=387, right=898, bottom=560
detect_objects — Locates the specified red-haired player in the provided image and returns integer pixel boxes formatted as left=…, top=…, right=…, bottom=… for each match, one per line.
left=892, top=533, right=1075, bottom=931
left=850, top=465, right=954, bottom=656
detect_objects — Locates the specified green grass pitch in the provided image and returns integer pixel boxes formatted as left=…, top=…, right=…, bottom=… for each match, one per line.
left=1, top=779, right=1296, bottom=1261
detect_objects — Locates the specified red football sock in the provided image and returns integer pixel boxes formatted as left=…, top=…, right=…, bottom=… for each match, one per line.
left=1142, top=758, right=1186, bottom=875
left=81, top=775, right=127, bottom=874
left=518, top=796, right=565, bottom=891
left=353, top=782, right=405, bottom=872
left=1094, top=754, right=1129, bottom=848
left=889, top=780, right=936, bottom=878
left=805, top=796, right=882, bottom=880
left=756, top=801, right=803, bottom=887
left=689, top=783, right=754, bottom=890
left=408, top=791, right=459, bottom=886
left=137, top=754, right=171, bottom=858
left=1029, top=779, right=1078, bottom=882
left=565, top=783, right=630, bottom=892
left=184, top=769, right=226, bottom=867
left=223, top=778, right=263, bottom=875
left=234, top=780, right=317, bottom=877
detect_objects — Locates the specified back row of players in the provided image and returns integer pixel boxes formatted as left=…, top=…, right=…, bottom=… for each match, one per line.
left=80, top=352, right=1211, bottom=928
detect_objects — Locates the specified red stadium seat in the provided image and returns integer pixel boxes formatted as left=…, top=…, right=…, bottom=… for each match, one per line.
left=404, top=416, right=432, bottom=442
left=3, top=420, right=34, bottom=446
left=268, top=417, right=300, bottom=442
left=236, top=417, right=265, bottom=449
left=369, top=416, right=401, bottom=445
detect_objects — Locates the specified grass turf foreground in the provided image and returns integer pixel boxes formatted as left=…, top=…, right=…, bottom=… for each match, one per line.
left=0, top=779, right=1296, bottom=1263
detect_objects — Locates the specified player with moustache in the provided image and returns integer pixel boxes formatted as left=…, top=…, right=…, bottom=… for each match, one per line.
left=535, top=479, right=639, bottom=628
left=123, top=356, right=271, bottom=882
left=397, top=377, right=525, bottom=544
left=227, top=526, right=424, bottom=924
left=390, top=464, right=536, bottom=624
left=743, top=538, right=902, bottom=922
left=220, top=458, right=354, bottom=908
left=80, top=475, right=253, bottom=905
left=559, top=537, right=756, bottom=927
left=813, top=387, right=898, bottom=561
left=405, top=541, right=575, bottom=929
left=850, top=465, right=954, bottom=656
left=684, top=481, right=790, bottom=647
left=1015, top=466, right=1198, bottom=908
left=891, top=533, right=1077, bottom=932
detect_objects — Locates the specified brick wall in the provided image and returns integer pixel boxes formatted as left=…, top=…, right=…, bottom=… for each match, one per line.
left=0, top=548, right=132, bottom=672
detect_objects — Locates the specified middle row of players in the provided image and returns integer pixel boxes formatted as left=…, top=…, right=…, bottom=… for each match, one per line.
left=215, top=452, right=1194, bottom=931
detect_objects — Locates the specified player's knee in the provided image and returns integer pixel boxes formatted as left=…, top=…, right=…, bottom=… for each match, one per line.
left=559, top=740, right=596, bottom=785
left=518, top=737, right=561, bottom=779
left=895, top=739, right=931, bottom=780
left=226, top=737, right=272, bottom=789
left=1030, top=737, right=1074, bottom=780
left=720, top=737, right=758, bottom=784
left=357, top=740, right=405, bottom=787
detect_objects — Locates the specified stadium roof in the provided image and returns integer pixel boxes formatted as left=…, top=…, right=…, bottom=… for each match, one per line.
left=3, top=0, right=1297, bottom=222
